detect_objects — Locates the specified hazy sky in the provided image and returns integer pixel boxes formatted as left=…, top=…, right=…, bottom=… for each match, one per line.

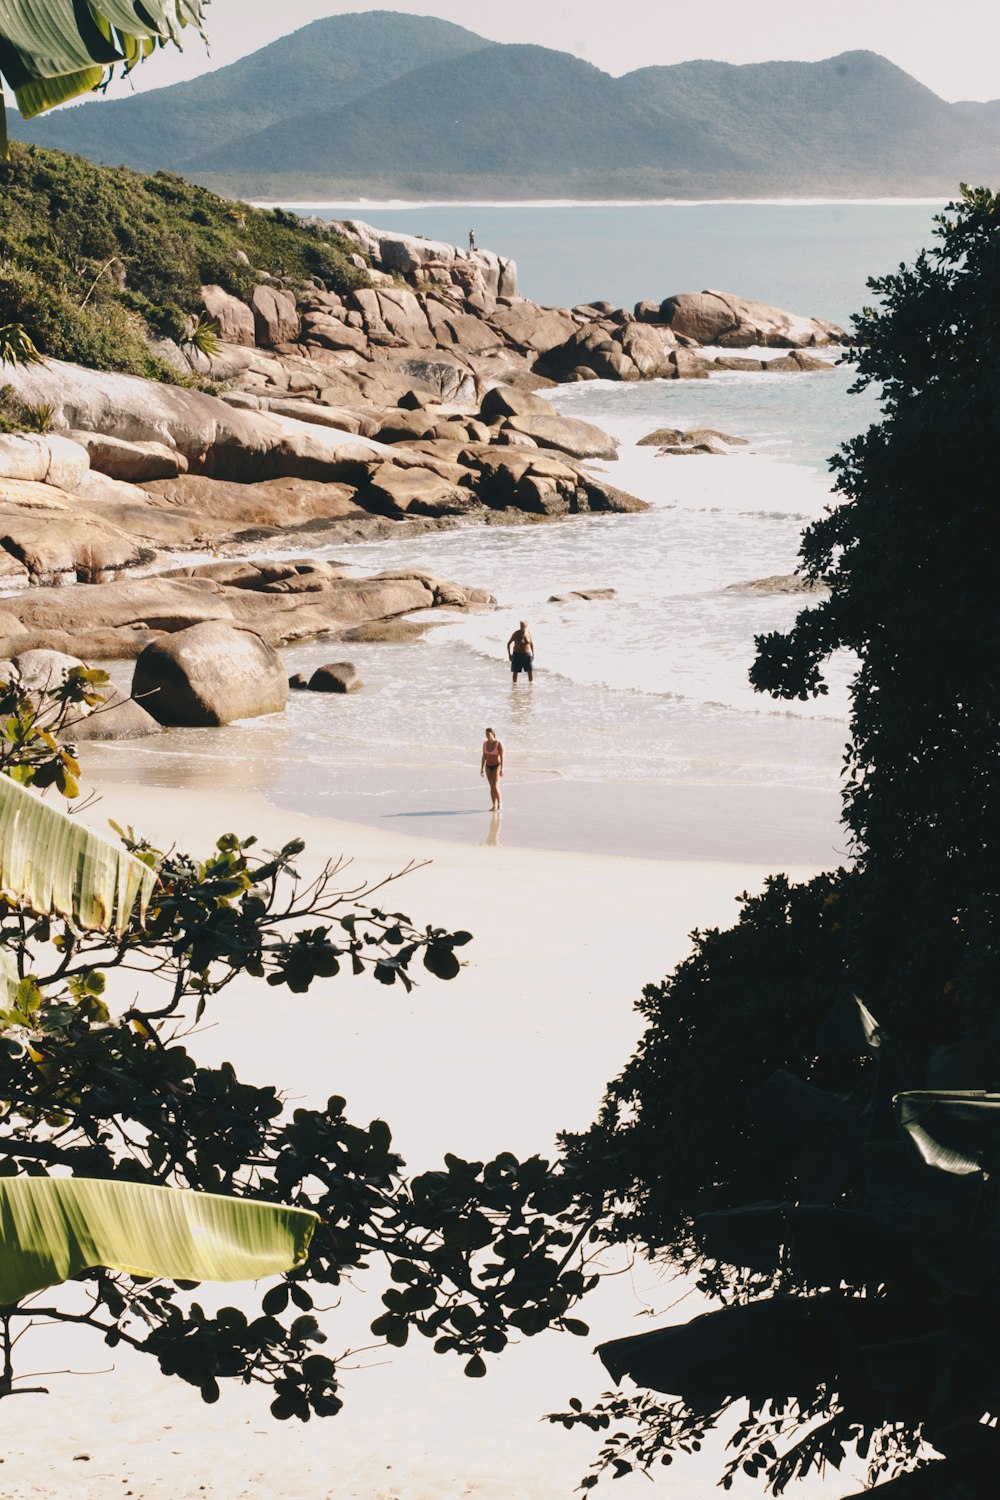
left=104, top=0, right=999, bottom=103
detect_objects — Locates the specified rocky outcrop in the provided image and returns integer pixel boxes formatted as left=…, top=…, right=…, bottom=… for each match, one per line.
left=0, top=342, right=649, bottom=590
left=0, top=477, right=157, bottom=585
left=67, top=431, right=189, bottom=482
left=638, top=427, right=748, bottom=448
left=0, top=222, right=847, bottom=618
left=498, top=412, right=618, bottom=460
left=251, top=285, right=300, bottom=347
left=328, top=221, right=519, bottom=300
left=0, top=433, right=91, bottom=489
left=657, top=290, right=844, bottom=348
left=0, top=561, right=495, bottom=662
left=763, top=350, right=836, bottom=372
left=727, top=573, right=827, bottom=594
left=548, top=588, right=617, bottom=602
left=133, top=621, right=288, bottom=726
left=638, top=426, right=751, bottom=455
left=200, top=285, right=256, bottom=347
left=112, top=224, right=843, bottom=400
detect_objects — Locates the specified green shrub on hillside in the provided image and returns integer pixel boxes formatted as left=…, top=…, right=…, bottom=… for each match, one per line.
left=0, top=383, right=52, bottom=434
left=0, top=145, right=368, bottom=380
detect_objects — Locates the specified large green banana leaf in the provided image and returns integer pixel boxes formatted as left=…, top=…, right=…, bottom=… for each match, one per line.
left=896, top=1090, right=1000, bottom=1177
left=0, top=1176, right=317, bottom=1302
left=0, top=772, right=157, bottom=936
left=0, top=0, right=208, bottom=150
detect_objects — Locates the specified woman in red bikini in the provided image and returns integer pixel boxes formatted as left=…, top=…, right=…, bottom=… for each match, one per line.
left=480, top=727, right=504, bottom=810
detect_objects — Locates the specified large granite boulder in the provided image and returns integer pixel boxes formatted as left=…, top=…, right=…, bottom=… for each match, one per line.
left=659, top=290, right=845, bottom=348
left=11, top=648, right=84, bottom=690
left=0, top=477, right=157, bottom=584
left=618, top=322, right=677, bottom=376
left=251, top=285, right=299, bottom=346
left=11, top=576, right=235, bottom=638
left=479, top=384, right=553, bottom=423
left=140, top=474, right=365, bottom=532
left=2, top=358, right=279, bottom=478
left=490, top=304, right=580, bottom=356
left=390, top=357, right=475, bottom=403
left=200, top=285, right=256, bottom=347
left=499, top=413, right=619, bottom=461
left=763, top=350, right=836, bottom=372
left=67, top=431, right=188, bottom=482
left=132, top=621, right=288, bottom=727
left=363, top=464, right=476, bottom=517
left=666, top=348, right=713, bottom=379
left=374, top=288, right=436, bottom=347
left=299, top=312, right=370, bottom=353
left=0, top=433, right=91, bottom=489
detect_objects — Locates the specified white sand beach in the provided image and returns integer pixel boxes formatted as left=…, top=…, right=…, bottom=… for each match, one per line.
left=0, top=777, right=859, bottom=1499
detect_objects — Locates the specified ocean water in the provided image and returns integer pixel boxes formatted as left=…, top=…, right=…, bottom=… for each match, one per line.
left=92, top=203, right=944, bottom=862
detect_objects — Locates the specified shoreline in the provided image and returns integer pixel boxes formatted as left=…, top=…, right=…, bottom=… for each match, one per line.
left=86, top=731, right=847, bottom=871
left=253, top=196, right=949, bottom=210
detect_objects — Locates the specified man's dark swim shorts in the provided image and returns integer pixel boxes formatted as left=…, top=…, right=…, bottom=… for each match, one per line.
left=511, top=651, right=532, bottom=674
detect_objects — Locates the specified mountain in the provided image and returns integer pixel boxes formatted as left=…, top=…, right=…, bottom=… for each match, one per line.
left=955, top=99, right=1000, bottom=125
left=9, top=13, right=1000, bottom=198
left=9, top=11, right=492, bottom=175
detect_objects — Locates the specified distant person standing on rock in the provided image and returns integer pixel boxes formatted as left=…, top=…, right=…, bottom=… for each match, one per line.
left=507, top=621, right=534, bottom=684
left=480, top=727, right=503, bottom=810
left=468, top=227, right=477, bottom=251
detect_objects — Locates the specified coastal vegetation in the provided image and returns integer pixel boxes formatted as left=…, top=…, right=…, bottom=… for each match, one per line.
left=0, top=143, right=366, bottom=379
left=9, top=13, right=1000, bottom=199
left=562, top=186, right=1000, bottom=1496
left=0, top=383, right=50, bottom=433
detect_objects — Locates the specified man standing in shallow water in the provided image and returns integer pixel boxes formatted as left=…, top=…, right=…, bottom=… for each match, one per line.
left=507, top=621, right=534, bottom=683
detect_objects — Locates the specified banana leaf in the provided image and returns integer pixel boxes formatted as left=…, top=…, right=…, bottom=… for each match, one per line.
left=0, top=1176, right=316, bottom=1303
left=896, top=1091, right=1000, bottom=1177
left=0, top=773, right=157, bottom=934
left=696, top=1201, right=916, bottom=1290
left=815, top=993, right=883, bottom=1054
left=598, top=1294, right=934, bottom=1409
left=0, top=1, right=207, bottom=118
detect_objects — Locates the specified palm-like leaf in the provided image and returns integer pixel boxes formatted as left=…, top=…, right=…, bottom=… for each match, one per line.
left=0, top=773, right=157, bottom=936
left=0, top=0, right=208, bottom=148
left=896, top=1090, right=1000, bottom=1177
left=0, top=1176, right=316, bottom=1302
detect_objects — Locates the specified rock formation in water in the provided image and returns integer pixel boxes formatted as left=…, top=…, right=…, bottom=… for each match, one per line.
left=0, top=213, right=844, bottom=725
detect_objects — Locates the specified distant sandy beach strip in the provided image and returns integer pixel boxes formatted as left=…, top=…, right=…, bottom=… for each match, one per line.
left=251, top=196, right=949, bottom=210
left=0, top=775, right=856, bottom=1498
